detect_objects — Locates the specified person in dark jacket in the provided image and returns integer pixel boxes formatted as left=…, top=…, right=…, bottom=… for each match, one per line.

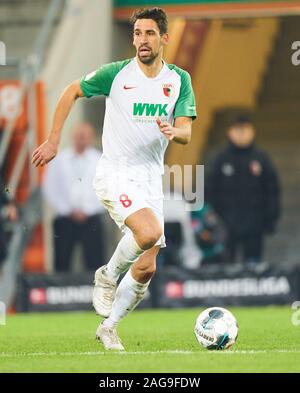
left=205, top=115, right=281, bottom=265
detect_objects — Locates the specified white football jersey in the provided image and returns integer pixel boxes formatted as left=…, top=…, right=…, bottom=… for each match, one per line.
left=80, top=57, right=196, bottom=182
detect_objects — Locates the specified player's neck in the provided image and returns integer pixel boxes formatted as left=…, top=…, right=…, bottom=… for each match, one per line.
left=136, top=56, right=164, bottom=78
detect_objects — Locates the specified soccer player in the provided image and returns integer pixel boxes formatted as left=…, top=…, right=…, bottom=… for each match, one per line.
left=32, top=7, right=197, bottom=351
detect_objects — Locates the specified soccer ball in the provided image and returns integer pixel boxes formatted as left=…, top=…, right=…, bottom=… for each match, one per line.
left=194, top=307, right=238, bottom=350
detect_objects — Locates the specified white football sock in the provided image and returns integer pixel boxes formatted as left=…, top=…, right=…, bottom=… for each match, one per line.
left=102, top=269, right=150, bottom=328
left=104, top=232, right=145, bottom=281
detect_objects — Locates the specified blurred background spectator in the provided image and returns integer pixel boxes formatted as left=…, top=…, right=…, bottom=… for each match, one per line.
left=0, top=174, right=18, bottom=268
left=191, top=203, right=227, bottom=265
left=42, top=122, right=106, bottom=272
left=162, top=193, right=203, bottom=269
left=205, top=115, right=281, bottom=267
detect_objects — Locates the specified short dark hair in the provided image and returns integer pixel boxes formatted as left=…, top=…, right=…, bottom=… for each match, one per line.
left=130, top=7, right=168, bottom=35
left=230, top=114, right=253, bottom=127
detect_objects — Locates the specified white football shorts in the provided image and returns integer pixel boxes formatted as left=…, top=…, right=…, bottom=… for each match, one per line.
left=93, top=172, right=166, bottom=247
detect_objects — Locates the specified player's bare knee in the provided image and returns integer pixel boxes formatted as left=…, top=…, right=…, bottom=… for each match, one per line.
left=138, top=227, right=162, bottom=250
left=140, top=236, right=158, bottom=250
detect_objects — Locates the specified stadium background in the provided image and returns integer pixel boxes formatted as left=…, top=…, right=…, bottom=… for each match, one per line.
left=0, top=0, right=300, bottom=314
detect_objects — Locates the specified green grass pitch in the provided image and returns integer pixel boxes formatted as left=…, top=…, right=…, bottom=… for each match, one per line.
left=0, top=307, right=299, bottom=372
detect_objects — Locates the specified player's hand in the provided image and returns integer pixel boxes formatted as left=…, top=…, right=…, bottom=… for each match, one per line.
left=31, top=140, right=58, bottom=167
left=156, top=118, right=175, bottom=141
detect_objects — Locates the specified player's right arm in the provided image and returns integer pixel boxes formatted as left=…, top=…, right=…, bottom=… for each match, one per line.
left=31, top=80, right=84, bottom=167
left=32, top=60, right=130, bottom=167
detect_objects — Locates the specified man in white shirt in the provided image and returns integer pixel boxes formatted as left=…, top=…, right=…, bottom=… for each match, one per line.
left=42, top=123, right=105, bottom=272
left=32, top=7, right=196, bottom=351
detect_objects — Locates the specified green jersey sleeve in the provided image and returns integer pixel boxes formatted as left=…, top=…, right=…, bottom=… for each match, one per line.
left=80, top=59, right=131, bottom=98
left=172, top=67, right=197, bottom=120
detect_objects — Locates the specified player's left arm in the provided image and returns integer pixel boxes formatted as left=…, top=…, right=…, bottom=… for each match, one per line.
left=156, top=69, right=196, bottom=144
left=156, top=116, right=192, bottom=145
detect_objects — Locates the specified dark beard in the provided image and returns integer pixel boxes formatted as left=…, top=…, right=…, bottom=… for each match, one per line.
left=138, top=50, right=159, bottom=65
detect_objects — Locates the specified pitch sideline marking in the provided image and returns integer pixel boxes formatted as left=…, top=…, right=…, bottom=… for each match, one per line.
left=1, top=349, right=300, bottom=358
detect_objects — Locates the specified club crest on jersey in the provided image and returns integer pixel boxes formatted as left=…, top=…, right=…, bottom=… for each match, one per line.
left=162, top=83, right=174, bottom=98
